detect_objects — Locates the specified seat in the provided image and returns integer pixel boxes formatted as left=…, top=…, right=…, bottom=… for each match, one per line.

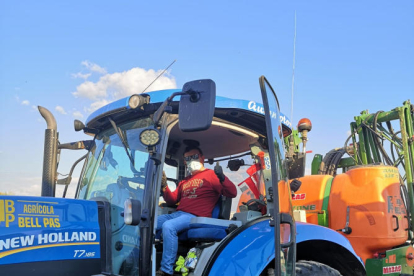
left=157, top=196, right=241, bottom=242
left=183, top=196, right=242, bottom=242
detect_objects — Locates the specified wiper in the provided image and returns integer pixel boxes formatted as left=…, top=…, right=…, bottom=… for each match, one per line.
left=109, top=118, right=135, bottom=166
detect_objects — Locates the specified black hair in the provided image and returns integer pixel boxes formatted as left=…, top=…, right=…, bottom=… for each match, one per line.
left=184, top=146, right=203, bottom=156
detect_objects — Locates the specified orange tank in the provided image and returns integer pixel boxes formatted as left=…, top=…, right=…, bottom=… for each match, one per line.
left=290, top=175, right=333, bottom=225
left=329, top=165, right=409, bottom=263
left=291, top=165, right=409, bottom=263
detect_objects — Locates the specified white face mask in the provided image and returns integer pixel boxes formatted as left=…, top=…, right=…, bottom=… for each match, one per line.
left=187, top=160, right=202, bottom=174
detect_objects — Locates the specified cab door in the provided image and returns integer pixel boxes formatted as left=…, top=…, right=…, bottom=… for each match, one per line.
left=259, top=76, right=296, bottom=276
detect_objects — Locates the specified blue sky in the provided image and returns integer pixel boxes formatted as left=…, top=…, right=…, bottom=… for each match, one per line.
left=1, top=1, right=413, bottom=196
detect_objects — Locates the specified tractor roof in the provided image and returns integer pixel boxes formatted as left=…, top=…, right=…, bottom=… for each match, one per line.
left=85, top=88, right=292, bottom=136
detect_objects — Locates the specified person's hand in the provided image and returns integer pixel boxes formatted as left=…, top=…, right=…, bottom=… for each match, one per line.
left=161, top=171, right=167, bottom=189
left=214, top=162, right=225, bottom=182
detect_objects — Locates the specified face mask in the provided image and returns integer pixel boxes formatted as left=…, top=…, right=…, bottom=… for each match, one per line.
left=187, top=160, right=202, bottom=174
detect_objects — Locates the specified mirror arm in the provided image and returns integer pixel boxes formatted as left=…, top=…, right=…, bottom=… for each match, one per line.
left=58, top=140, right=95, bottom=151
left=56, top=153, right=88, bottom=198
left=153, top=91, right=194, bottom=126
left=187, top=89, right=201, bottom=102
left=150, top=152, right=162, bottom=165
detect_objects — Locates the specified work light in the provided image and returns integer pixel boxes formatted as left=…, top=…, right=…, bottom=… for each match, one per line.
left=128, top=94, right=149, bottom=109
left=139, top=129, right=160, bottom=146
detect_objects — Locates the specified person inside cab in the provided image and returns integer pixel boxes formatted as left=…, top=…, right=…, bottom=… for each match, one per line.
left=156, top=146, right=237, bottom=276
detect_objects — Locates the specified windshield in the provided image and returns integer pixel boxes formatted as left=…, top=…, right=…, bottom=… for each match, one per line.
left=77, top=117, right=154, bottom=276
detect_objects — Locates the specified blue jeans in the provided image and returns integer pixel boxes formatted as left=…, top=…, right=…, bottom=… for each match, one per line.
left=157, top=211, right=195, bottom=274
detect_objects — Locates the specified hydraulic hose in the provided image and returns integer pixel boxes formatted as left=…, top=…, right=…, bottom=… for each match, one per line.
left=372, top=111, right=393, bottom=166
left=319, top=148, right=346, bottom=176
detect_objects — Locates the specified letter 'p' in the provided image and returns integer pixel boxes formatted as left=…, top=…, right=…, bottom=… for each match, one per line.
left=0, top=200, right=15, bottom=227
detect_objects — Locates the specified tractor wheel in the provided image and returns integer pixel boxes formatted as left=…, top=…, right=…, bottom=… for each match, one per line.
left=295, top=261, right=342, bottom=275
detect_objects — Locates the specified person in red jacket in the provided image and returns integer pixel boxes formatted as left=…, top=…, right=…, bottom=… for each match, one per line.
left=156, top=146, right=237, bottom=276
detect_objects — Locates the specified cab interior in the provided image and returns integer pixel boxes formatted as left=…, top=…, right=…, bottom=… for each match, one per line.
left=155, top=115, right=271, bottom=274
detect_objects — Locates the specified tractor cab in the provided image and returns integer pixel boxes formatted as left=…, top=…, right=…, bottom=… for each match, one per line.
left=69, top=78, right=295, bottom=276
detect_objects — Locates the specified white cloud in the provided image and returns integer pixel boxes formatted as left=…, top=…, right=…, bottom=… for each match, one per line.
left=55, top=106, right=67, bottom=115
left=346, top=130, right=352, bottom=136
left=73, top=111, right=84, bottom=119
left=86, top=99, right=110, bottom=113
left=15, top=96, right=32, bottom=108
left=73, top=80, right=108, bottom=100
left=72, top=66, right=177, bottom=113
left=0, top=175, right=42, bottom=196
left=81, top=60, right=107, bottom=74
left=71, top=72, right=92, bottom=80
left=0, top=173, right=79, bottom=198
left=73, top=67, right=177, bottom=100
left=70, top=61, right=106, bottom=82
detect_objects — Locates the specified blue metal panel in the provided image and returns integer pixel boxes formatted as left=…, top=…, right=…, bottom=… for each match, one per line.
left=296, top=222, right=361, bottom=263
left=208, top=220, right=363, bottom=276
left=0, top=196, right=100, bottom=265
left=208, top=219, right=274, bottom=276
left=85, top=89, right=181, bottom=125
left=85, top=89, right=292, bottom=131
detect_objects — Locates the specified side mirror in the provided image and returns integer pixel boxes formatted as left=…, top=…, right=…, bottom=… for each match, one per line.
left=124, top=199, right=142, bottom=225
left=228, top=159, right=245, bottom=171
left=179, top=79, right=216, bottom=132
left=74, top=120, right=86, bottom=132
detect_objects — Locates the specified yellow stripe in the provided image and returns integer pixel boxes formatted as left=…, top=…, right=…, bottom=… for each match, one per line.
left=0, top=200, right=4, bottom=222
left=18, top=214, right=59, bottom=217
left=17, top=200, right=59, bottom=204
left=0, top=242, right=99, bottom=259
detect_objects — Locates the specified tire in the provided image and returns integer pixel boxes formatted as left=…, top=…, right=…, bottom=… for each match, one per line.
left=295, top=261, right=342, bottom=276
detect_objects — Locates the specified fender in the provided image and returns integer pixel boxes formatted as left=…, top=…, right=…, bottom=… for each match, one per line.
left=296, top=222, right=365, bottom=276
left=295, top=222, right=362, bottom=262
left=203, top=218, right=363, bottom=276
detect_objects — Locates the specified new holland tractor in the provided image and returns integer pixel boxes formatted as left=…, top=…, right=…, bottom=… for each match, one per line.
left=287, top=101, right=414, bottom=275
left=0, top=77, right=364, bottom=276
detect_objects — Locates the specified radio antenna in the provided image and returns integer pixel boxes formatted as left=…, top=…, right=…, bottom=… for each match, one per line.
left=141, top=59, right=176, bottom=93
left=290, top=11, right=297, bottom=124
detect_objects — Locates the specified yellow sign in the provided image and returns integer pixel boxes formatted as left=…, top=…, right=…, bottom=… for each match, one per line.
left=0, top=200, right=60, bottom=228
left=0, top=200, right=15, bottom=227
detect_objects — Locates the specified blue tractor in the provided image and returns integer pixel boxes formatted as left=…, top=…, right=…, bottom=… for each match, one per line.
left=0, top=77, right=364, bottom=276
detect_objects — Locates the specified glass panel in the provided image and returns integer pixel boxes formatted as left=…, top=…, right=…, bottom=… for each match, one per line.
left=260, top=76, right=295, bottom=276
left=78, top=117, right=153, bottom=276
left=159, top=163, right=179, bottom=209
left=262, top=80, right=285, bottom=179
left=204, top=154, right=256, bottom=213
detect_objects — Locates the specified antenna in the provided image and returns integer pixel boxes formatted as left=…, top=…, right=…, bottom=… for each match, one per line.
left=290, top=11, right=297, bottom=125
left=141, top=59, right=176, bottom=93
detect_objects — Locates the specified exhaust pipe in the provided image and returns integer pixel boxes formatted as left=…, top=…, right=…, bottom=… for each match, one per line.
left=38, top=106, right=58, bottom=197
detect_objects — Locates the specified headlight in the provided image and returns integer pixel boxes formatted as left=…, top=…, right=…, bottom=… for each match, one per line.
left=128, top=94, right=149, bottom=109
left=139, top=129, right=160, bottom=146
